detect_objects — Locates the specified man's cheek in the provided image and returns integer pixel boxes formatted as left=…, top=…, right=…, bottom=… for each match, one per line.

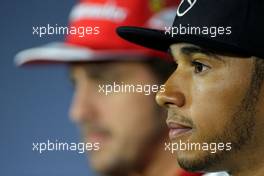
left=202, top=77, right=249, bottom=109
left=191, top=105, right=224, bottom=138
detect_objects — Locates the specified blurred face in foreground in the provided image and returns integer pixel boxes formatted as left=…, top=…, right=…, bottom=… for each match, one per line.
left=70, top=61, right=167, bottom=175
left=156, top=43, right=264, bottom=175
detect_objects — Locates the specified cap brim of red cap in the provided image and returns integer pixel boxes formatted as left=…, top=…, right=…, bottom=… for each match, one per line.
left=15, top=42, right=152, bottom=66
left=117, top=26, right=252, bottom=57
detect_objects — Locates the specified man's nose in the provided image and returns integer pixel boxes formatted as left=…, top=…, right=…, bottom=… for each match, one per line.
left=156, top=76, right=186, bottom=108
left=69, top=87, right=97, bottom=123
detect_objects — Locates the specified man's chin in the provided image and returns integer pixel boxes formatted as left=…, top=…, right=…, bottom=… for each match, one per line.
left=89, top=155, right=132, bottom=176
left=176, top=151, right=204, bottom=172
left=176, top=149, right=224, bottom=173
left=89, top=154, right=113, bottom=174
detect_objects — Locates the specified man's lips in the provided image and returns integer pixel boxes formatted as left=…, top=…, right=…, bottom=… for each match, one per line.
left=167, top=121, right=192, bottom=140
left=82, top=126, right=111, bottom=143
left=87, top=132, right=110, bottom=143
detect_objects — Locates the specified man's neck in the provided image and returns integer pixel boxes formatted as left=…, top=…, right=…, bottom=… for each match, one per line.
left=231, top=162, right=264, bottom=176
left=226, top=142, right=264, bottom=176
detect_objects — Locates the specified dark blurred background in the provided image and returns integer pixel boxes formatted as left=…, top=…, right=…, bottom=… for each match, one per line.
left=0, top=0, right=96, bottom=175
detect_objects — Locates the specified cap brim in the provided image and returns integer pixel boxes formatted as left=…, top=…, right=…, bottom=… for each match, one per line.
left=15, top=42, right=151, bottom=66
left=117, top=26, right=251, bottom=57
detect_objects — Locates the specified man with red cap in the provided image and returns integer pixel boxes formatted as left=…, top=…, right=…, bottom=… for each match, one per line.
left=15, top=0, right=203, bottom=176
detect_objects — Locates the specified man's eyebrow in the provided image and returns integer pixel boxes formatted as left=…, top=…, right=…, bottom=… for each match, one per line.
left=182, top=46, right=211, bottom=55
left=181, top=46, right=224, bottom=61
left=83, top=63, right=124, bottom=80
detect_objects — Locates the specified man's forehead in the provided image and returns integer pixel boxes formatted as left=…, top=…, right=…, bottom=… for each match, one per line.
left=169, top=43, right=253, bottom=61
left=70, top=62, right=114, bottom=71
left=170, top=43, right=198, bottom=50
left=169, top=43, right=211, bottom=56
left=69, top=61, right=146, bottom=78
left=168, top=43, right=216, bottom=61
left=168, top=43, right=247, bottom=63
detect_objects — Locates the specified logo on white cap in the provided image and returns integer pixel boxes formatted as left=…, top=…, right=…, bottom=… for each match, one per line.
left=177, top=0, right=197, bottom=17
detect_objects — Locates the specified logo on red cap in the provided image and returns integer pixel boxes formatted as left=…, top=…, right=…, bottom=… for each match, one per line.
left=70, top=0, right=128, bottom=23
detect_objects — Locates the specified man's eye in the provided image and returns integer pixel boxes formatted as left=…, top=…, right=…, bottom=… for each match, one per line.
left=192, top=61, right=210, bottom=74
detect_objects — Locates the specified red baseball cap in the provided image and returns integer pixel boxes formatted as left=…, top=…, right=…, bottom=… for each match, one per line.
left=15, top=0, right=179, bottom=66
